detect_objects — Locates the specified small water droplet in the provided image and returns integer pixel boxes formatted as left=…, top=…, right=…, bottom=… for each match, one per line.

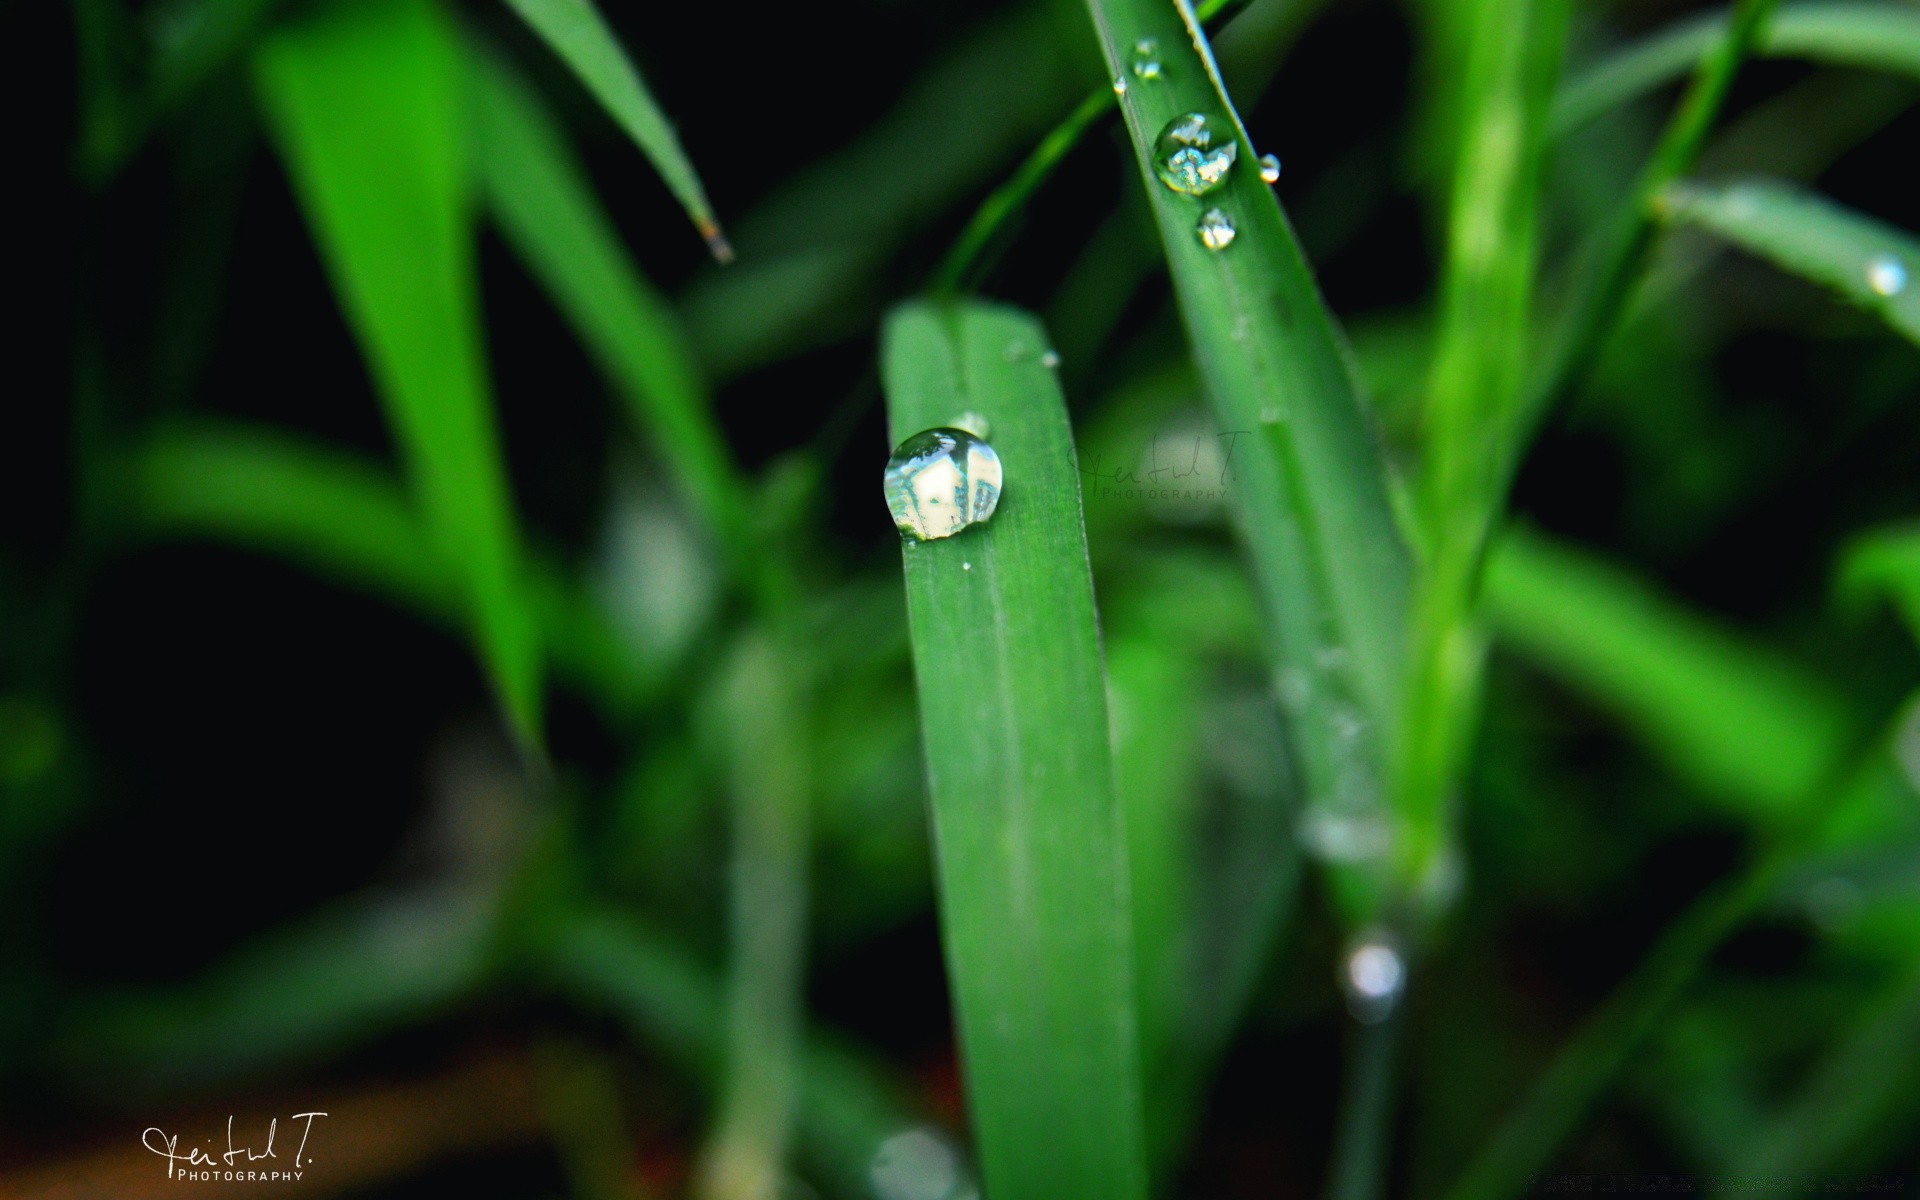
left=884, top=428, right=1003, bottom=541
left=1259, top=404, right=1280, bottom=424
left=1196, top=208, right=1236, bottom=251
left=1003, top=341, right=1029, bottom=362
left=1112, top=75, right=1128, bottom=96
left=1342, top=935, right=1405, bottom=1024
left=1131, top=37, right=1162, bottom=79
left=951, top=411, right=992, bottom=439
left=1867, top=255, right=1907, bottom=297
left=1258, top=153, right=1281, bottom=184
left=1298, top=808, right=1389, bottom=862
left=1040, top=349, right=1061, bottom=369
left=1154, top=112, right=1238, bottom=196
left=962, top=561, right=972, bottom=571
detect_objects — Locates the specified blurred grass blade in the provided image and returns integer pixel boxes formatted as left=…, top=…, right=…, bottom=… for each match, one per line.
left=1661, top=178, right=1920, bottom=345
left=546, top=906, right=927, bottom=1200
left=1399, top=0, right=1568, bottom=893
left=133, top=423, right=657, bottom=721
left=254, top=0, right=543, bottom=747
left=1556, top=3, right=1920, bottom=135
left=1839, top=521, right=1920, bottom=641
left=694, top=631, right=811, bottom=1200
left=1722, top=959, right=1920, bottom=1198
left=468, top=47, right=749, bottom=565
left=502, top=0, right=731, bottom=260
left=1080, top=0, right=1412, bottom=921
left=1484, top=527, right=1853, bottom=819
left=883, top=300, right=1148, bottom=1200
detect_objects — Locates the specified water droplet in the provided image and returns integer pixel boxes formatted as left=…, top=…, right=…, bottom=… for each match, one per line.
left=1867, top=255, right=1907, bottom=297
left=1196, top=208, right=1237, bottom=251
left=1040, top=349, right=1061, bottom=369
left=1154, top=112, right=1238, bottom=196
left=951, top=411, right=991, bottom=439
left=1258, top=153, right=1282, bottom=184
left=1112, top=75, right=1128, bottom=96
left=1131, top=38, right=1163, bottom=79
left=1003, top=341, right=1029, bottom=362
left=1342, top=936, right=1405, bottom=1024
left=884, top=428, right=1003, bottom=542
left=1259, top=404, right=1281, bottom=424
left=870, top=1128, right=961, bottom=1200
left=962, top=561, right=972, bottom=571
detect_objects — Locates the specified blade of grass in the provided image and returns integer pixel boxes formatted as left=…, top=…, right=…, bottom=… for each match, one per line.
left=1839, top=521, right=1920, bottom=640
left=131, top=423, right=660, bottom=720
left=883, top=299, right=1148, bottom=1200
left=1527, top=0, right=1780, bottom=424
left=467, top=45, right=751, bottom=573
left=1080, top=0, right=1412, bottom=923
left=254, top=0, right=543, bottom=748
left=1555, top=2, right=1920, bottom=136
left=693, top=631, right=811, bottom=1200
left=1720, top=957, right=1920, bottom=1198
left=1483, top=527, right=1855, bottom=820
left=501, top=0, right=730, bottom=260
left=544, top=905, right=927, bottom=1200
left=1399, top=0, right=1569, bottom=896
left=1660, top=178, right=1920, bottom=345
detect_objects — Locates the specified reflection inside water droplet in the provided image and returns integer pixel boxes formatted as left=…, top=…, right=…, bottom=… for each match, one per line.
left=1154, top=112, right=1238, bottom=196
left=1196, top=208, right=1236, bottom=250
left=1867, top=255, right=1908, bottom=297
left=884, top=429, right=1003, bottom=542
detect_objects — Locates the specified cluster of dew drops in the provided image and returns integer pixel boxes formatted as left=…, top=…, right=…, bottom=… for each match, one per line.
left=1113, top=38, right=1283, bottom=252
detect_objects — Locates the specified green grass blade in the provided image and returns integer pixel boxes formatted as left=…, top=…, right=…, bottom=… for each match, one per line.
left=1530, top=0, right=1779, bottom=421
left=131, top=423, right=658, bottom=722
left=545, top=906, right=925, bottom=1200
left=501, top=0, right=731, bottom=260
left=254, top=0, right=543, bottom=747
left=1556, top=2, right=1920, bottom=135
left=1661, top=178, right=1920, bottom=345
left=882, top=300, right=1147, bottom=1200
left=1721, top=959, right=1920, bottom=1198
left=1839, top=521, right=1920, bottom=642
left=1080, top=0, right=1412, bottom=921
left=468, top=46, right=749, bottom=565
left=1400, top=0, right=1569, bottom=892
left=1483, top=527, right=1854, bottom=820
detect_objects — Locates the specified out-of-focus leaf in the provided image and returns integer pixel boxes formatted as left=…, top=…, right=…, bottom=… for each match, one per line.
left=1081, top=0, right=1412, bottom=923
left=501, top=0, right=730, bottom=260
left=1662, top=178, right=1920, bottom=345
left=254, top=0, right=543, bottom=746
left=468, top=47, right=748, bottom=567
left=1483, top=527, right=1854, bottom=819
left=1839, top=521, right=1920, bottom=641
left=132, top=424, right=657, bottom=720
left=883, top=300, right=1149, bottom=1200
left=1556, top=3, right=1920, bottom=135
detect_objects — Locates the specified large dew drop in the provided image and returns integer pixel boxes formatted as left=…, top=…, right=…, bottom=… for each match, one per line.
left=1154, top=112, right=1238, bottom=196
left=884, top=428, right=1003, bottom=541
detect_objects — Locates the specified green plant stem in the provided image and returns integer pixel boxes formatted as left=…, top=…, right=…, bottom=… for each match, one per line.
left=930, top=0, right=1247, bottom=296
left=1523, top=0, right=1780, bottom=433
left=1326, top=1004, right=1407, bottom=1200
